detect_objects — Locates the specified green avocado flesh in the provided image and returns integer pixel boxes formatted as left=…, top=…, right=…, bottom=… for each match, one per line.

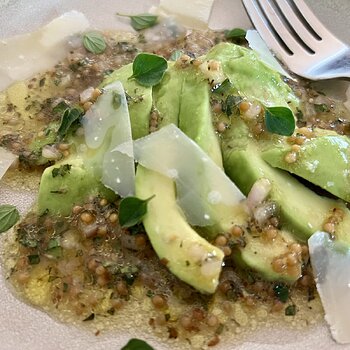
left=135, top=166, right=224, bottom=294
left=262, top=134, right=350, bottom=202
left=222, top=118, right=350, bottom=244
left=38, top=156, right=115, bottom=216
left=36, top=41, right=350, bottom=291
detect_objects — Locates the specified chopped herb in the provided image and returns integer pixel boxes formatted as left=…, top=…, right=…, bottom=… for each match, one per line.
left=169, top=50, right=183, bottom=61
left=273, top=283, right=289, bottom=303
left=314, top=103, right=330, bottom=113
left=129, top=53, right=168, bottom=87
left=57, top=107, right=84, bottom=139
left=165, top=313, right=171, bottom=322
left=17, top=227, right=39, bottom=248
left=117, top=13, right=158, bottom=31
left=222, top=95, right=242, bottom=116
left=295, top=108, right=304, bottom=122
left=39, top=77, right=46, bottom=87
left=46, top=239, right=62, bottom=258
left=63, top=282, right=69, bottom=292
left=119, top=195, right=155, bottom=228
left=285, top=304, right=297, bottom=316
left=211, top=78, right=232, bottom=95
left=50, top=189, right=68, bottom=194
left=107, top=308, right=115, bottom=315
left=48, top=275, right=58, bottom=282
left=112, top=91, right=122, bottom=109
left=225, top=28, right=246, bottom=40
left=53, top=101, right=69, bottom=114
left=52, top=164, right=72, bottom=178
left=0, top=205, right=20, bottom=234
left=121, top=338, right=154, bottom=350
left=146, top=290, right=154, bottom=298
left=83, top=32, right=107, bottom=54
left=265, top=106, right=295, bottom=136
left=28, top=254, right=40, bottom=265
left=83, top=313, right=95, bottom=321
left=215, top=323, right=225, bottom=335
left=120, top=265, right=139, bottom=285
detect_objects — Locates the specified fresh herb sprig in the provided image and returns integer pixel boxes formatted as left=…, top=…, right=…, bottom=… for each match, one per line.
left=83, top=32, right=107, bottom=54
left=117, top=13, right=158, bottom=31
left=130, top=53, right=168, bottom=87
left=121, top=338, right=155, bottom=350
left=119, top=195, right=155, bottom=228
left=265, top=106, right=295, bottom=136
left=0, top=205, right=20, bottom=233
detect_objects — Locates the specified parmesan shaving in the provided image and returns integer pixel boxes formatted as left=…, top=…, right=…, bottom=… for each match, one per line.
left=0, top=147, right=17, bottom=180
left=82, top=81, right=135, bottom=197
left=309, top=231, right=350, bottom=344
left=246, top=29, right=293, bottom=79
left=0, top=11, right=89, bottom=91
left=133, top=124, right=245, bottom=226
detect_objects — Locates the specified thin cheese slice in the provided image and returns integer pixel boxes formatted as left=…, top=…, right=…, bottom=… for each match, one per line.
left=0, top=147, right=17, bottom=180
left=82, top=81, right=135, bottom=197
left=0, top=11, right=89, bottom=91
left=133, top=124, right=245, bottom=227
left=158, top=0, right=215, bottom=29
left=309, top=231, right=350, bottom=344
left=246, top=30, right=292, bottom=79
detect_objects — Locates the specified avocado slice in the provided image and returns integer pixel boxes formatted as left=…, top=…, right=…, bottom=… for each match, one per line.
left=178, top=66, right=223, bottom=168
left=38, top=156, right=115, bottom=216
left=222, top=118, right=348, bottom=241
left=205, top=42, right=299, bottom=109
left=100, top=64, right=152, bottom=139
left=135, top=165, right=224, bottom=294
left=262, top=134, right=350, bottom=202
left=239, top=229, right=301, bottom=282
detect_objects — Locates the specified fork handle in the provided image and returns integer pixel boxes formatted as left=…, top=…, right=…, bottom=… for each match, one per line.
left=310, top=48, right=350, bottom=79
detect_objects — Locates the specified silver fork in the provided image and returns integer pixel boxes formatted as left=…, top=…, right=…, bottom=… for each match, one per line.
left=242, top=0, right=350, bottom=80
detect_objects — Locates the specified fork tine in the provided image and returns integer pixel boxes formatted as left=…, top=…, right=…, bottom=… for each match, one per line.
left=242, top=0, right=292, bottom=62
left=275, top=0, right=321, bottom=51
left=292, top=0, right=340, bottom=42
left=258, top=0, right=311, bottom=55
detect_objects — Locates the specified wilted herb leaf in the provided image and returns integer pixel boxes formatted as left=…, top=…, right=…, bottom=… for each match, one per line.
left=0, top=205, right=20, bottom=233
left=117, top=13, right=158, bottom=31
left=52, top=164, right=72, bottom=178
left=57, top=107, right=84, bottom=139
left=225, top=28, right=246, bottom=40
left=119, top=195, right=155, bottom=227
left=121, top=338, right=155, bottom=350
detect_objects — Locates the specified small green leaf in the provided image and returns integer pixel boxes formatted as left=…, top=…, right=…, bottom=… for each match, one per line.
left=121, top=338, right=155, bottom=350
left=169, top=50, right=183, bottom=61
left=117, top=13, right=158, bottom=31
left=273, top=283, right=289, bottom=303
left=285, top=304, right=297, bottom=316
left=265, top=106, right=295, bottom=136
left=225, top=28, right=246, bottom=40
left=314, top=103, right=330, bottom=113
left=130, top=53, right=168, bottom=87
left=57, top=107, right=83, bottom=139
left=112, top=91, right=122, bottom=109
left=28, top=254, right=40, bottom=265
left=211, top=78, right=233, bottom=95
left=83, top=32, right=107, bottom=54
left=0, top=205, right=20, bottom=233
left=52, top=101, right=69, bottom=114
left=52, top=164, right=72, bottom=178
left=119, top=195, right=155, bottom=228
left=222, top=95, right=242, bottom=116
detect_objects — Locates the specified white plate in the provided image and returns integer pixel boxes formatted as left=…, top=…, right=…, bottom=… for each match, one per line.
left=0, top=1, right=349, bottom=349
